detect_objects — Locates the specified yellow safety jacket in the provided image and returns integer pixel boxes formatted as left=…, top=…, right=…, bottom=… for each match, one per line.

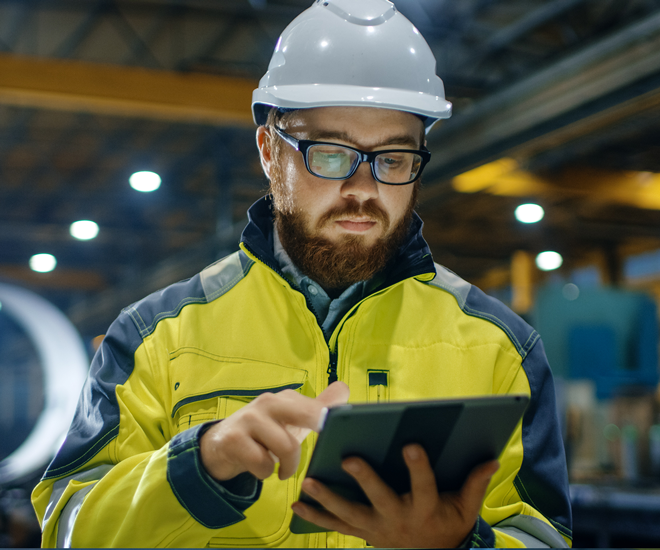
left=32, top=196, right=572, bottom=548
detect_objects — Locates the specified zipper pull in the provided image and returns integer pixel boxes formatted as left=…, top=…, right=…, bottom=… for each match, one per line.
left=327, top=352, right=338, bottom=384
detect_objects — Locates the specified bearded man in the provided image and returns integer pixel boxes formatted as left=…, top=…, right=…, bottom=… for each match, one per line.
left=32, top=1, right=572, bottom=548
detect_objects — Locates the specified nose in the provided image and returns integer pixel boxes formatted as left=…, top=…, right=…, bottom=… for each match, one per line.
left=340, top=159, right=379, bottom=203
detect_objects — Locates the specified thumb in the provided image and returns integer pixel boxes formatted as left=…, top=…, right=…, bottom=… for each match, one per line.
left=316, top=381, right=350, bottom=408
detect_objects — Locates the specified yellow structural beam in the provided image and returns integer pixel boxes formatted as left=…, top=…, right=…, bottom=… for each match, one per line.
left=453, top=158, right=660, bottom=210
left=452, top=158, right=549, bottom=196
left=0, top=53, right=257, bottom=126
left=0, top=265, right=107, bottom=291
left=511, top=250, right=535, bottom=314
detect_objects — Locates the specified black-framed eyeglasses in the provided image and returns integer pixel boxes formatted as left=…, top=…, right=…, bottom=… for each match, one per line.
left=273, top=126, right=431, bottom=185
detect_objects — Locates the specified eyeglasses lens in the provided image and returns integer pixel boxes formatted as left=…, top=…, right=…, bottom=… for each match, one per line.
left=308, top=145, right=357, bottom=178
left=307, top=144, right=422, bottom=184
left=375, top=153, right=422, bottom=184
left=308, top=145, right=422, bottom=184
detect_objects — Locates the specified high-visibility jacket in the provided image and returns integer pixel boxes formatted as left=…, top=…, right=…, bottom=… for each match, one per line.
left=32, top=196, right=572, bottom=548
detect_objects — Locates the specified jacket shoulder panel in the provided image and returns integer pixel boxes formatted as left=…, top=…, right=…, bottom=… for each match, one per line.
left=426, top=263, right=539, bottom=360
left=42, top=251, right=254, bottom=480
left=123, top=250, right=254, bottom=339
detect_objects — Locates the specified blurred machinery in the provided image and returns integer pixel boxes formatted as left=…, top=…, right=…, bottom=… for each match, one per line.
left=532, top=284, right=660, bottom=546
left=533, top=285, right=659, bottom=479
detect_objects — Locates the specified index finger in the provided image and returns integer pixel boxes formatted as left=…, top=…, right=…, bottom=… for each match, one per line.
left=316, top=381, right=350, bottom=409
left=252, top=390, right=327, bottom=432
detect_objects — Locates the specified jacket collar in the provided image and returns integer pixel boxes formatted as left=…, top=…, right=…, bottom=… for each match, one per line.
left=240, top=195, right=436, bottom=289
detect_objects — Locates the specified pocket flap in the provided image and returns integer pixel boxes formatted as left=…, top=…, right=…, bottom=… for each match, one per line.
left=170, top=352, right=308, bottom=418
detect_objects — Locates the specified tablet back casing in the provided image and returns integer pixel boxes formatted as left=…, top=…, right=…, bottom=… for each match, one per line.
left=289, top=394, right=529, bottom=534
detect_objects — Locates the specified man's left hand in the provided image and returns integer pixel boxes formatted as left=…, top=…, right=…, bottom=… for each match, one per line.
left=291, top=444, right=499, bottom=548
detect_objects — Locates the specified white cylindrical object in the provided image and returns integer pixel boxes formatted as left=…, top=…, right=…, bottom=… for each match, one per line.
left=0, top=283, right=88, bottom=483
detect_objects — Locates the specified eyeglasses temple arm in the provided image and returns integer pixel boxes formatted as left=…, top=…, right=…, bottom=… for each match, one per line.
left=273, top=126, right=301, bottom=151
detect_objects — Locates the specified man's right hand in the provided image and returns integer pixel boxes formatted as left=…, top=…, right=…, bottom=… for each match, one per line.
left=200, top=381, right=350, bottom=482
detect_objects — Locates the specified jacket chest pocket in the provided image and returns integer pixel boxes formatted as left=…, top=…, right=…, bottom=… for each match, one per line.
left=173, top=397, right=222, bottom=433
left=169, top=351, right=310, bottom=434
left=171, top=383, right=308, bottom=435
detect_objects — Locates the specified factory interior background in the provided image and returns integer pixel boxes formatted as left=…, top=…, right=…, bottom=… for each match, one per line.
left=2, top=0, right=660, bottom=547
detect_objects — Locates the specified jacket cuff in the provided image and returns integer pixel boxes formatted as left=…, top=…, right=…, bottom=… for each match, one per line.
left=463, top=516, right=496, bottom=548
left=167, top=421, right=262, bottom=529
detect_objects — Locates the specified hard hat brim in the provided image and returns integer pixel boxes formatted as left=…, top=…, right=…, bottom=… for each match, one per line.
left=252, top=84, right=452, bottom=131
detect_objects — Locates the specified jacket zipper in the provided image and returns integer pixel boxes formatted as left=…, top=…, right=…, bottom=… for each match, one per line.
left=327, top=350, right=338, bottom=385
left=241, top=241, right=434, bottom=390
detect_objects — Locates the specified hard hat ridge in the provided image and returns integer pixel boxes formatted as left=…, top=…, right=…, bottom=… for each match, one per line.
left=321, top=0, right=396, bottom=26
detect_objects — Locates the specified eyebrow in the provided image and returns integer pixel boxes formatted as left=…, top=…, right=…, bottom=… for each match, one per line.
left=307, top=129, right=421, bottom=149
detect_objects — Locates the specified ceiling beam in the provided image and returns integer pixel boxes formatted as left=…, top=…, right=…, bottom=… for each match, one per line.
left=426, top=8, right=660, bottom=181
left=459, top=0, right=588, bottom=70
left=0, top=53, right=258, bottom=125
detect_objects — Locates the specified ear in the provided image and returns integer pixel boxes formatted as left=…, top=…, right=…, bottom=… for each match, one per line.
left=256, top=126, right=273, bottom=179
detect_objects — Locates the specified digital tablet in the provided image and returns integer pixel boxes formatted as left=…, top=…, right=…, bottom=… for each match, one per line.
left=289, top=394, right=529, bottom=534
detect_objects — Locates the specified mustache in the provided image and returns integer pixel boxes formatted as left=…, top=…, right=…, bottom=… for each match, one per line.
left=317, top=200, right=389, bottom=228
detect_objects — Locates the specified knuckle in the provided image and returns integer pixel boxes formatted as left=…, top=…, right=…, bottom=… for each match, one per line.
left=251, top=456, right=275, bottom=480
left=251, top=392, right=267, bottom=405
left=239, top=405, right=262, bottom=425
left=282, top=433, right=300, bottom=453
left=254, top=391, right=278, bottom=407
left=220, top=427, right=242, bottom=447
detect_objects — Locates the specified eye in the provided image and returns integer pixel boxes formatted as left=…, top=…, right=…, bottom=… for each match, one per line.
left=377, top=153, right=406, bottom=167
left=382, top=156, right=398, bottom=165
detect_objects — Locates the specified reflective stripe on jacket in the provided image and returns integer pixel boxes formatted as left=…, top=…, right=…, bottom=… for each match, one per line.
left=32, top=196, right=572, bottom=548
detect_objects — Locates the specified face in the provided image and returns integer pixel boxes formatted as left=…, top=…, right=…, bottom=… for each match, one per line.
left=257, top=106, right=424, bottom=291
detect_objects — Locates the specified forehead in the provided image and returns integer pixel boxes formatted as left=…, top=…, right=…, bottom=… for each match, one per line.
left=283, top=106, right=425, bottom=147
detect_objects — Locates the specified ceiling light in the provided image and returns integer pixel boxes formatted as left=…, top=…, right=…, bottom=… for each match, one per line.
left=70, top=220, right=99, bottom=240
left=536, top=251, right=563, bottom=271
left=515, top=203, right=544, bottom=223
left=30, top=253, right=57, bottom=273
left=129, top=171, right=161, bottom=192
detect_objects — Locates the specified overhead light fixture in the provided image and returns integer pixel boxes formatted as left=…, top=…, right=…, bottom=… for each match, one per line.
left=70, top=220, right=99, bottom=240
left=536, top=251, right=563, bottom=271
left=129, top=171, right=161, bottom=192
left=515, top=203, right=544, bottom=224
left=29, top=253, right=57, bottom=273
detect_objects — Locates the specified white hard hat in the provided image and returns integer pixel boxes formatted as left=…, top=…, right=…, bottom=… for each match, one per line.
left=252, top=0, right=452, bottom=133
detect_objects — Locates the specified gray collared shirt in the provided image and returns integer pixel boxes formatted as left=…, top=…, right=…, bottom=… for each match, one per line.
left=273, top=225, right=381, bottom=341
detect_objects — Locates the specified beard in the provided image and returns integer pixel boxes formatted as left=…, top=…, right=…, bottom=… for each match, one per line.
left=270, top=165, right=418, bottom=293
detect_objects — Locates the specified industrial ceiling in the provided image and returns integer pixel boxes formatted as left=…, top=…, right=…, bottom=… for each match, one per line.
left=2, top=0, right=660, bottom=337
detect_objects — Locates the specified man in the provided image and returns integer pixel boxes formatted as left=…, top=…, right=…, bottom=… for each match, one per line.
left=32, top=0, right=572, bottom=547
